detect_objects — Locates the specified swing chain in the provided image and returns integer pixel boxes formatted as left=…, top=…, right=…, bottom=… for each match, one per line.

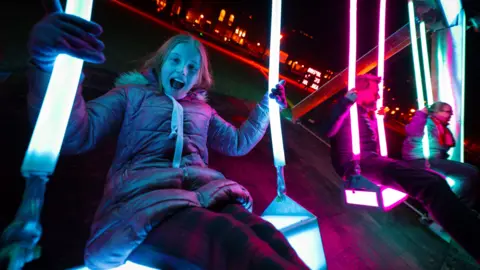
left=0, top=175, right=48, bottom=269
left=276, top=166, right=287, bottom=200
left=354, top=159, right=361, bottom=175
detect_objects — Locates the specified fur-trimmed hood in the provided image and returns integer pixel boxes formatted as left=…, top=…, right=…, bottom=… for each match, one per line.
left=114, top=68, right=208, bottom=102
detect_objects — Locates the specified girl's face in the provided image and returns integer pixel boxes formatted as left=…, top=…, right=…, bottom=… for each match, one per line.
left=160, top=42, right=201, bottom=99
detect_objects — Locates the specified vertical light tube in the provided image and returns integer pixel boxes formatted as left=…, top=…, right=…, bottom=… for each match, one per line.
left=376, top=0, right=388, bottom=157
left=21, top=0, right=94, bottom=177
left=349, top=0, right=360, bottom=157
left=460, top=11, right=466, bottom=162
left=267, top=0, right=285, bottom=167
left=419, top=21, right=434, bottom=106
left=408, top=0, right=431, bottom=159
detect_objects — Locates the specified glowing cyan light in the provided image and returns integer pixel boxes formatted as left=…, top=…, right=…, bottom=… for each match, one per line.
left=439, top=0, right=462, bottom=26
left=376, top=0, right=388, bottom=157
left=460, top=11, right=466, bottom=162
left=262, top=197, right=327, bottom=269
left=419, top=22, right=434, bottom=106
left=70, top=261, right=159, bottom=270
left=267, top=0, right=285, bottom=167
left=408, top=0, right=431, bottom=159
left=21, top=0, right=94, bottom=177
left=348, top=0, right=360, bottom=157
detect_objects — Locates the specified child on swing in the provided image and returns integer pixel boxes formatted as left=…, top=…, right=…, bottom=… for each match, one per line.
left=3, top=11, right=308, bottom=270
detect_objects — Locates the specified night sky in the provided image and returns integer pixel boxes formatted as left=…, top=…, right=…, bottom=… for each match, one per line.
left=244, top=0, right=480, bottom=139
left=2, top=0, right=480, bottom=139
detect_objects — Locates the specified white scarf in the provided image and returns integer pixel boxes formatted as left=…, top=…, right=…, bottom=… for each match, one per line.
left=166, top=95, right=184, bottom=168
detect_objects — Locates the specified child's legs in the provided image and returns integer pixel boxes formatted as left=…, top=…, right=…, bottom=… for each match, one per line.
left=219, top=204, right=308, bottom=268
left=429, top=158, right=480, bottom=209
left=360, top=157, right=480, bottom=263
left=128, top=206, right=304, bottom=270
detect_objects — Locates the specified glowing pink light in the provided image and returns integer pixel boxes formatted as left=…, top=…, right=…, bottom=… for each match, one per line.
left=382, top=188, right=408, bottom=210
left=345, top=190, right=379, bottom=207
left=348, top=0, right=360, bottom=157
left=344, top=0, right=408, bottom=211
left=376, top=0, right=388, bottom=157
left=344, top=187, right=407, bottom=211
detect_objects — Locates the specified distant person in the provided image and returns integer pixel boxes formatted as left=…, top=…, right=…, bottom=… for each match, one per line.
left=0, top=11, right=308, bottom=270
left=323, top=74, right=480, bottom=264
left=402, top=102, right=479, bottom=210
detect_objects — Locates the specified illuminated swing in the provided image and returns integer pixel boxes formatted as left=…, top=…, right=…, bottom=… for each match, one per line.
left=408, top=0, right=466, bottom=186
left=12, top=0, right=326, bottom=268
left=260, top=1, right=326, bottom=269
left=401, top=0, right=467, bottom=242
left=342, top=0, right=409, bottom=211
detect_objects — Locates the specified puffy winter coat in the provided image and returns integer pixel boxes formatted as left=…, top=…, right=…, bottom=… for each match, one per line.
left=402, top=110, right=455, bottom=160
left=27, top=66, right=271, bottom=269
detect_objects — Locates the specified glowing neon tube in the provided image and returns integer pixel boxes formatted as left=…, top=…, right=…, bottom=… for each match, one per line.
left=460, top=10, right=466, bottom=162
left=376, top=0, right=388, bottom=157
left=408, top=0, right=431, bottom=159
left=21, top=0, right=94, bottom=177
left=268, top=0, right=286, bottom=167
left=419, top=22, right=434, bottom=106
left=348, top=0, right=360, bottom=157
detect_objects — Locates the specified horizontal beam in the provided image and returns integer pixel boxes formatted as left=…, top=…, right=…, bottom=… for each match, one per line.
left=291, top=23, right=414, bottom=121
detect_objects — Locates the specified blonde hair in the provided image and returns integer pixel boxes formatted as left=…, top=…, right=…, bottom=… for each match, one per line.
left=143, top=34, right=213, bottom=91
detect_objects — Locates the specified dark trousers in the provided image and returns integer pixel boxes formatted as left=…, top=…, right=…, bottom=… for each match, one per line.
left=406, top=158, right=479, bottom=209
left=128, top=204, right=309, bottom=270
left=352, top=157, right=480, bottom=263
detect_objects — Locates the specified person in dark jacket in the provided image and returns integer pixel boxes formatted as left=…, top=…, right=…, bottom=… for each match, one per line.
left=323, top=74, right=480, bottom=264
left=402, top=102, right=479, bottom=209
left=1, top=12, right=308, bottom=270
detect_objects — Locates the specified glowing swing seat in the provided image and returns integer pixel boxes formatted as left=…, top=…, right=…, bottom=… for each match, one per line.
left=342, top=0, right=408, bottom=211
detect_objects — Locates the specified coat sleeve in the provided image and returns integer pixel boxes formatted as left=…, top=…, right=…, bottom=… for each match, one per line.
left=27, top=63, right=128, bottom=155
left=404, top=110, right=428, bottom=137
left=324, top=96, right=354, bottom=138
left=207, top=94, right=270, bottom=156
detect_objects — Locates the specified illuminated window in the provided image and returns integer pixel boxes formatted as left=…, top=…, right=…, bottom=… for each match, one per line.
left=239, top=38, right=244, bottom=45
left=235, top=27, right=239, bottom=34
left=314, top=78, right=320, bottom=84
left=176, top=6, right=181, bottom=15
left=228, top=14, right=235, bottom=26
left=288, top=60, right=292, bottom=65
left=311, top=84, right=319, bottom=90
left=242, top=31, right=246, bottom=37
left=218, top=9, right=226, bottom=21
left=155, top=0, right=167, bottom=12
left=302, top=80, right=309, bottom=85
